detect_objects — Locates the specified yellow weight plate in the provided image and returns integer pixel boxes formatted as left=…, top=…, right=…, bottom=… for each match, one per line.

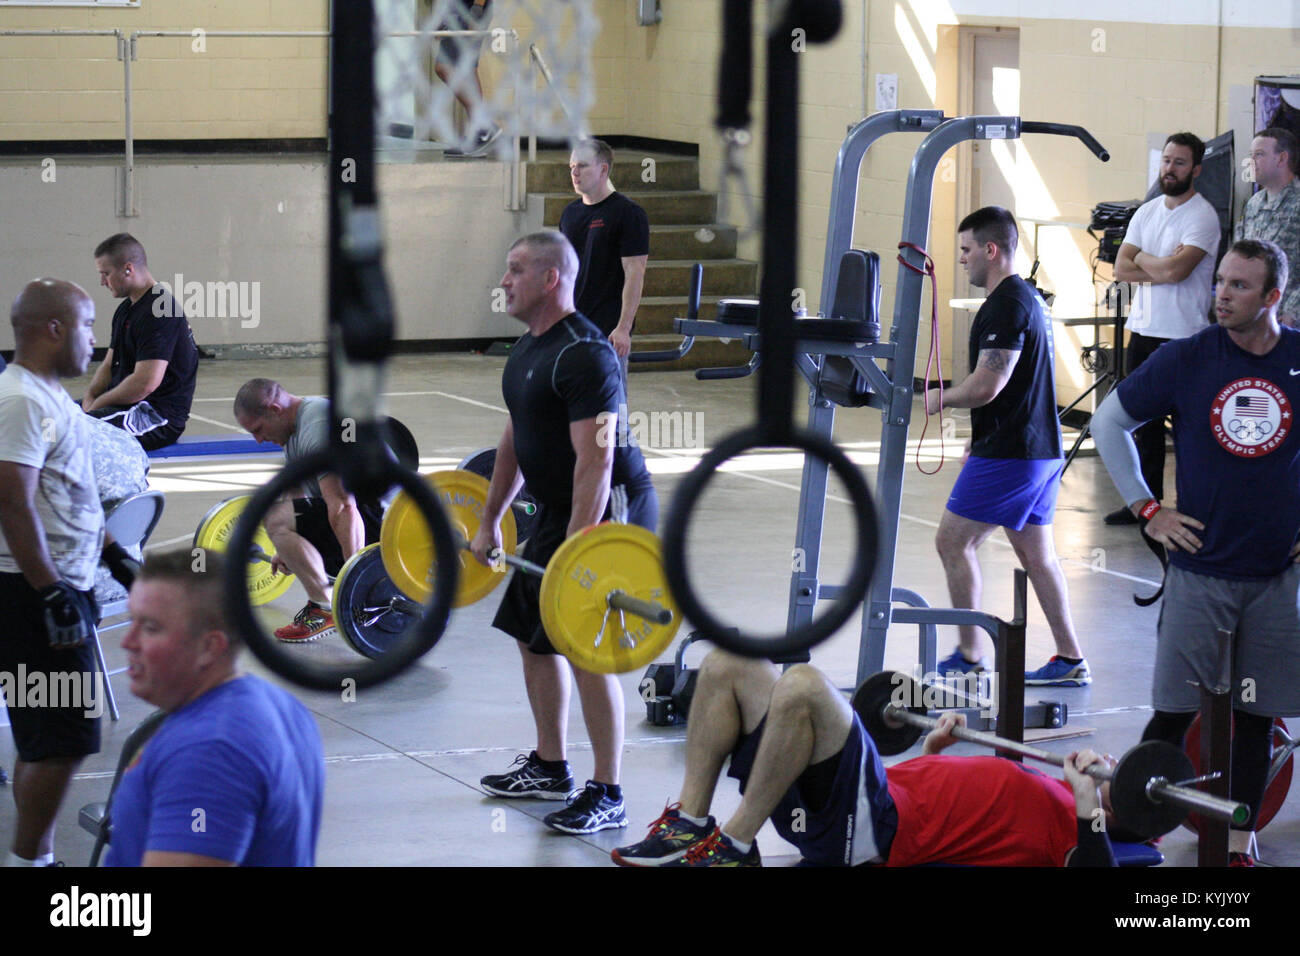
left=380, top=470, right=517, bottom=606
left=540, top=523, right=680, bottom=674
left=192, top=495, right=295, bottom=607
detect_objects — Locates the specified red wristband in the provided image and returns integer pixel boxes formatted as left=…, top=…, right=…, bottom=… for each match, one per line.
left=1138, top=500, right=1161, bottom=521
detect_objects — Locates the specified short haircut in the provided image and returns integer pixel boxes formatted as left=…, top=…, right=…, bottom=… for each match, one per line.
left=957, top=205, right=1019, bottom=258
left=1257, top=127, right=1299, bottom=174
left=233, top=378, right=285, bottom=418
left=1164, top=131, right=1206, bottom=167
left=138, top=548, right=236, bottom=648
left=509, top=230, right=579, bottom=283
left=93, top=233, right=148, bottom=269
left=575, top=138, right=614, bottom=172
left=1228, top=238, right=1289, bottom=298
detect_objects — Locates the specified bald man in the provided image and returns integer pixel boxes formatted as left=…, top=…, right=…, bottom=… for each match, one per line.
left=0, top=279, right=136, bottom=866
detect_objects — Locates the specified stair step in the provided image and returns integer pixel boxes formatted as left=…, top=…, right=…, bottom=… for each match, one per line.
left=634, top=296, right=724, bottom=335
left=525, top=152, right=700, bottom=192
left=643, top=258, right=756, bottom=298
left=629, top=334, right=754, bottom=374
left=539, top=190, right=717, bottom=227
left=649, top=224, right=738, bottom=260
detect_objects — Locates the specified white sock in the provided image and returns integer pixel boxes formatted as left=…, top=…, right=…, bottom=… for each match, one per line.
left=6, top=852, right=36, bottom=867
left=722, top=831, right=752, bottom=854
left=678, top=810, right=709, bottom=826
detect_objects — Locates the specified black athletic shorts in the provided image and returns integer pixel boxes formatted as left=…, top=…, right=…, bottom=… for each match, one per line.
left=492, top=482, right=658, bottom=658
left=293, top=497, right=384, bottom=577
left=0, top=573, right=102, bottom=763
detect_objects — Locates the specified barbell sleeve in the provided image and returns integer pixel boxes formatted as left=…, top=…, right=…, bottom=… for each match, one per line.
left=607, top=589, right=674, bottom=626
left=882, top=702, right=1249, bottom=826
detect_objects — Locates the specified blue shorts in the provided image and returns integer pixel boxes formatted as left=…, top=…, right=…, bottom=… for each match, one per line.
left=946, top=456, right=1063, bottom=530
left=727, top=712, right=897, bottom=866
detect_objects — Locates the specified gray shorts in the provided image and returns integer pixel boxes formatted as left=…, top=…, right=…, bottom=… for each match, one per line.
left=1154, top=564, right=1300, bottom=716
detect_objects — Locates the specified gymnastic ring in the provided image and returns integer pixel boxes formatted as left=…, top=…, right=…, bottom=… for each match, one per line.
left=222, top=450, right=459, bottom=690
left=662, top=425, right=879, bottom=659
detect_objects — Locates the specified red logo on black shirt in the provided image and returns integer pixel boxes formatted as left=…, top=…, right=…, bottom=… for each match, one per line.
left=1210, top=378, right=1291, bottom=457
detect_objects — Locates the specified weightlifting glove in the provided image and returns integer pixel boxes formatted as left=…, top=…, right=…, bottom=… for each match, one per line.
left=103, top=540, right=142, bottom=590
left=39, top=581, right=95, bottom=649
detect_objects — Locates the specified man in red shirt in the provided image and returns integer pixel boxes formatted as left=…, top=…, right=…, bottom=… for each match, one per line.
left=613, top=650, right=1120, bottom=867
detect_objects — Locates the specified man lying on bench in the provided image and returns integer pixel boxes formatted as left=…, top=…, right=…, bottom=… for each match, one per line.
left=613, top=650, right=1129, bottom=867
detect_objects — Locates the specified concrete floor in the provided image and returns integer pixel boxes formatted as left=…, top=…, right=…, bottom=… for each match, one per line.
left=5, top=353, right=1297, bottom=867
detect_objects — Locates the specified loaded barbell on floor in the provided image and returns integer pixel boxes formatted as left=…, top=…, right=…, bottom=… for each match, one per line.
left=334, top=469, right=681, bottom=672
left=852, top=671, right=1252, bottom=839
left=193, top=495, right=296, bottom=605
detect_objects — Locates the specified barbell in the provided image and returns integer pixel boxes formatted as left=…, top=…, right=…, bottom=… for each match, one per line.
left=852, top=671, right=1251, bottom=839
left=334, top=469, right=681, bottom=672
left=193, top=495, right=296, bottom=605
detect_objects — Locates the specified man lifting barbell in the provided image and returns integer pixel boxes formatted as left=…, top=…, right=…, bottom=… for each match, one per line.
left=474, top=231, right=657, bottom=835
left=233, top=379, right=386, bottom=642
left=615, top=650, right=1133, bottom=867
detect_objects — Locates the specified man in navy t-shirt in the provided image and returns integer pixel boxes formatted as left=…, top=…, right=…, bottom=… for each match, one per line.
left=84, top=233, right=198, bottom=451
left=474, top=230, right=657, bottom=836
left=559, top=139, right=650, bottom=371
left=104, top=549, right=324, bottom=867
left=1092, top=239, right=1300, bottom=866
left=923, top=206, right=1089, bottom=687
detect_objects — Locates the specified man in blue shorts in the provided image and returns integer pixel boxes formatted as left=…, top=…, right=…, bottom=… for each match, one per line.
left=613, top=649, right=1121, bottom=867
left=924, top=206, right=1088, bottom=686
left=1091, top=239, right=1299, bottom=865
left=105, top=548, right=324, bottom=866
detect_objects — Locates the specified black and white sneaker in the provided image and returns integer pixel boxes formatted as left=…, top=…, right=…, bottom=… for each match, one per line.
left=445, top=126, right=503, bottom=157
left=480, top=751, right=574, bottom=800
left=544, top=781, right=629, bottom=834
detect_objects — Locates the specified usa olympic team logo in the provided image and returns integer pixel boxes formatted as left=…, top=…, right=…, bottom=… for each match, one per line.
left=1210, top=378, right=1291, bottom=457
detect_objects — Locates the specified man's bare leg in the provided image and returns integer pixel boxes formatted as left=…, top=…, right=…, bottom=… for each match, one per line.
left=677, top=651, right=779, bottom=819
left=720, top=665, right=852, bottom=844
left=264, top=499, right=331, bottom=605
left=572, top=667, right=623, bottom=784
left=519, top=643, right=570, bottom=763
left=11, top=757, right=81, bottom=861
left=935, top=509, right=1001, bottom=659
left=1004, top=522, right=1084, bottom=659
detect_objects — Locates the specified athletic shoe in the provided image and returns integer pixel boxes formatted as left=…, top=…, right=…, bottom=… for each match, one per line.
left=1228, top=852, right=1257, bottom=867
left=937, top=648, right=987, bottom=676
left=1024, top=656, right=1092, bottom=687
left=611, top=803, right=715, bottom=867
left=662, top=827, right=761, bottom=867
left=543, top=781, right=628, bottom=834
left=445, top=126, right=502, bottom=157
left=274, top=603, right=335, bottom=643
left=1104, top=507, right=1138, bottom=526
left=480, top=751, right=575, bottom=800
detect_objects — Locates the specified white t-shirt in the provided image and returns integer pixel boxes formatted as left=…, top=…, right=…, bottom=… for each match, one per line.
left=0, top=365, right=104, bottom=589
left=1122, top=192, right=1221, bottom=339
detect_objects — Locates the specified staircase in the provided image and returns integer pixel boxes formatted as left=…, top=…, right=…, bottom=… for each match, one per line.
left=526, top=150, right=756, bottom=371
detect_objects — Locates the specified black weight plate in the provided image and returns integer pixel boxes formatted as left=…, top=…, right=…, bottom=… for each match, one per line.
left=458, top=447, right=539, bottom=544
left=383, top=417, right=420, bottom=472
left=852, top=671, right=926, bottom=756
left=1109, top=740, right=1195, bottom=840
left=334, top=544, right=415, bottom=660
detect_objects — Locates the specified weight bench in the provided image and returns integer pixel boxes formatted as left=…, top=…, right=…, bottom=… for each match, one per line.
left=146, top=434, right=275, bottom=460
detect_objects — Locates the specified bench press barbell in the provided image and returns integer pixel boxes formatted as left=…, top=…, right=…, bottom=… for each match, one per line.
left=852, top=671, right=1251, bottom=839
left=333, top=469, right=681, bottom=672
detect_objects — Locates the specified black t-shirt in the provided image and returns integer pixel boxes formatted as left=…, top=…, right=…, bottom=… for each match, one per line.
left=558, top=192, right=650, bottom=336
left=968, top=275, right=1062, bottom=460
left=108, top=288, right=199, bottom=425
left=502, top=312, right=652, bottom=509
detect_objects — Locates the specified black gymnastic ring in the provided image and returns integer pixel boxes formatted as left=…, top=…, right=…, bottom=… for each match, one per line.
left=223, top=450, right=458, bottom=690
left=662, top=425, right=879, bottom=659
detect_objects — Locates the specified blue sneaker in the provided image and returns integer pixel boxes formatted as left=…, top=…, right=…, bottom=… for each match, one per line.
left=937, top=648, right=987, bottom=676
left=1024, top=656, right=1092, bottom=687
left=662, top=827, right=761, bottom=867
left=612, top=803, right=715, bottom=867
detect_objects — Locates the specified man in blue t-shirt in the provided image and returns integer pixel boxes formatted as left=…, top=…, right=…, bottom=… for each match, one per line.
left=1092, top=239, right=1299, bottom=866
left=924, top=206, right=1089, bottom=687
left=104, top=549, right=324, bottom=867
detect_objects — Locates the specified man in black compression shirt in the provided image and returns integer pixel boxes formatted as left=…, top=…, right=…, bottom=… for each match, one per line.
left=473, top=231, right=657, bottom=835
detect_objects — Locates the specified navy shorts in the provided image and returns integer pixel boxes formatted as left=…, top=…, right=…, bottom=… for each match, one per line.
left=946, top=456, right=1063, bottom=530
left=493, top=483, right=658, bottom=658
left=727, top=712, right=897, bottom=866
left=0, top=573, right=102, bottom=762
left=293, top=498, right=384, bottom=577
